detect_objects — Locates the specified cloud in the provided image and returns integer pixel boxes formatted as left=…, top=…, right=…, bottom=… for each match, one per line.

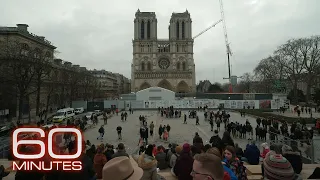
left=1, top=0, right=319, bottom=83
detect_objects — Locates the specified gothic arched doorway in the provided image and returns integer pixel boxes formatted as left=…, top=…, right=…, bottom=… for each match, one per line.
left=176, top=81, right=189, bottom=93
left=140, top=82, right=151, bottom=90
left=157, top=79, right=173, bottom=91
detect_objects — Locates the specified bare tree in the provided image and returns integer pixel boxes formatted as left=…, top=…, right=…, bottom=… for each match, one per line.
left=254, top=57, right=284, bottom=93
left=67, top=70, right=84, bottom=105
left=81, top=73, right=95, bottom=100
left=236, top=72, right=253, bottom=93
left=0, top=41, right=38, bottom=121
left=300, top=36, right=320, bottom=102
left=273, top=39, right=305, bottom=103
left=33, top=48, right=54, bottom=117
left=43, top=76, right=56, bottom=123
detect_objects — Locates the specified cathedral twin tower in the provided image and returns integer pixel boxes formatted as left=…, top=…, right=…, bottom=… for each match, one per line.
left=131, top=9, right=196, bottom=93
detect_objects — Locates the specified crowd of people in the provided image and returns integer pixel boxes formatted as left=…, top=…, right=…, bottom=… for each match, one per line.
left=158, top=106, right=181, bottom=118
left=2, top=106, right=320, bottom=180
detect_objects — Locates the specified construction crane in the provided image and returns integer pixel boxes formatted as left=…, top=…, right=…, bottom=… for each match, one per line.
left=192, top=19, right=222, bottom=39
left=219, top=0, right=233, bottom=92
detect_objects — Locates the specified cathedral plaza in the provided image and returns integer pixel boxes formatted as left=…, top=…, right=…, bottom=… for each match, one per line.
left=84, top=110, right=258, bottom=154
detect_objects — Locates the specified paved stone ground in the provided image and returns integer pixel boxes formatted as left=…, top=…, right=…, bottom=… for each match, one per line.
left=1, top=110, right=315, bottom=179
left=84, top=110, right=261, bottom=154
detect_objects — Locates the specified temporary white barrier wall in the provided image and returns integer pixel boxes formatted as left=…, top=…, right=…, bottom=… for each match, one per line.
left=142, top=99, right=220, bottom=109
left=74, top=99, right=280, bottom=110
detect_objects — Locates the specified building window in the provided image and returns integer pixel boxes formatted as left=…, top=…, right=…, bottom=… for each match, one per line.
left=182, top=21, right=185, bottom=39
left=34, top=48, right=41, bottom=59
left=147, top=62, right=151, bottom=71
left=141, top=62, right=145, bottom=71
left=147, top=21, right=151, bottom=39
left=20, top=43, right=29, bottom=56
left=182, top=45, right=188, bottom=52
left=141, top=21, right=145, bottom=39
left=176, top=22, right=179, bottom=39
left=148, top=44, right=152, bottom=52
left=176, top=45, right=179, bottom=52
left=176, top=62, right=180, bottom=70
left=182, top=62, right=186, bottom=71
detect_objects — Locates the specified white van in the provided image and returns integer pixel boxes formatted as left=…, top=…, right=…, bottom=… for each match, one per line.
left=75, top=107, right=84, bottom=114
left=52, top=108, right=75, bottom=123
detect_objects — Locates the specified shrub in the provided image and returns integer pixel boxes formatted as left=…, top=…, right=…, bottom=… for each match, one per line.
left=237, top=109, right=315, bottom=124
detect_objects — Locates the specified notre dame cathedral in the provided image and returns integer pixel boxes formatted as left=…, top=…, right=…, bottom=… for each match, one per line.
left=131, top=9, right=196, bottom=93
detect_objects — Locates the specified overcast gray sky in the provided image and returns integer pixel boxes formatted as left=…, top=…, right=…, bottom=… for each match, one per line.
left=1, top=0, right=319, bottom=83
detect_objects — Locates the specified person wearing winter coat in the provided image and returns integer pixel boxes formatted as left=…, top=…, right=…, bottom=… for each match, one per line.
left=282, top=145, right=303, bottom=174
left=243, top=141, right=260, bottom=165
left=221, top=131, right=235, bottom=148
left=206, top=147, right=238, bottom=180
left=136, top=145, right=159, bottom=180
left=235, top=143, right=244, bottom=159
left=193, top=132, right=204, bottom=154
left=93, top=147, right=107, bottom=179
left=209, top=130, right=223, bottom=152
left=155, top=146, right=168, bottom=170
left=170, top=145, right=182, bottom=169
left=174, top=143, right=194, bottom=180
left=260, top=142, right=270, bottom=159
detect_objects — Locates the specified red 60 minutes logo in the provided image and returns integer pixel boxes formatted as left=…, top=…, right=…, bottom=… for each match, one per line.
left=12, top=127, right=83, bottom=171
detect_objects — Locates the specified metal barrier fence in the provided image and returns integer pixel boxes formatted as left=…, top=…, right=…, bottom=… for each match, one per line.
left=249, top=131, right=315, bottom=164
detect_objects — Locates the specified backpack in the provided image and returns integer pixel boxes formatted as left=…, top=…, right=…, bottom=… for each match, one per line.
left=236, top=161, right=248, bottom=180
left=99, top=127, right=103, bottom=133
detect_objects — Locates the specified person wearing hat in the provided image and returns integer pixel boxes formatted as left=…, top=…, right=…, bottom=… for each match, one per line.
left=170, top=145, right=182, bottom=176
left=262, top=152, right=295, bottom=180
left=170, top=145, right=182, bottom=168
left=102, top=156, right=143, bottom=180
left=174, top=143, right=194, bottom=180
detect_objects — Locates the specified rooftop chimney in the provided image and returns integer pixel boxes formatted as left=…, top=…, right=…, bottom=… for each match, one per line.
left=54, top=59, right=62, bottom=65
left=80, top=67, right=87, bottom=71
left=16, top=24, right=29, bottom=32
left=64, top=61, right=72, bottom=67
left=73, top=65, right=80, bottom=69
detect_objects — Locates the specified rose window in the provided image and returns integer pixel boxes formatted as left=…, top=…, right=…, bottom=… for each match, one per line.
left=158, top=58, right=170, bottom=69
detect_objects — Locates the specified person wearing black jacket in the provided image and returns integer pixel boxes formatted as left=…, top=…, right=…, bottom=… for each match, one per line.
left=209, top=130, right=223, bottom=152
left=282, top=145, right=302, bottom=174
left=193, top=132, right=203, bottom=154
left=221, top=131, right=234, bottom=149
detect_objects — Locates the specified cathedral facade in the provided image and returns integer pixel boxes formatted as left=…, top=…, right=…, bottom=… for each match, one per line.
left=131, top=9, right=196, bottom=93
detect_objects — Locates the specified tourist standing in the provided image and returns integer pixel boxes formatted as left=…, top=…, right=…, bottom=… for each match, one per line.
left=97, top=125, right=105, bottom=141
left=196, top=116, right=200, bottom=125
left=166, top=124, right=171, bottom=137
left=149, top=121, right=154, bottom=136
left=159, top=125, right=163, bottom=139
left=116, top=126, right=122, bottom=140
